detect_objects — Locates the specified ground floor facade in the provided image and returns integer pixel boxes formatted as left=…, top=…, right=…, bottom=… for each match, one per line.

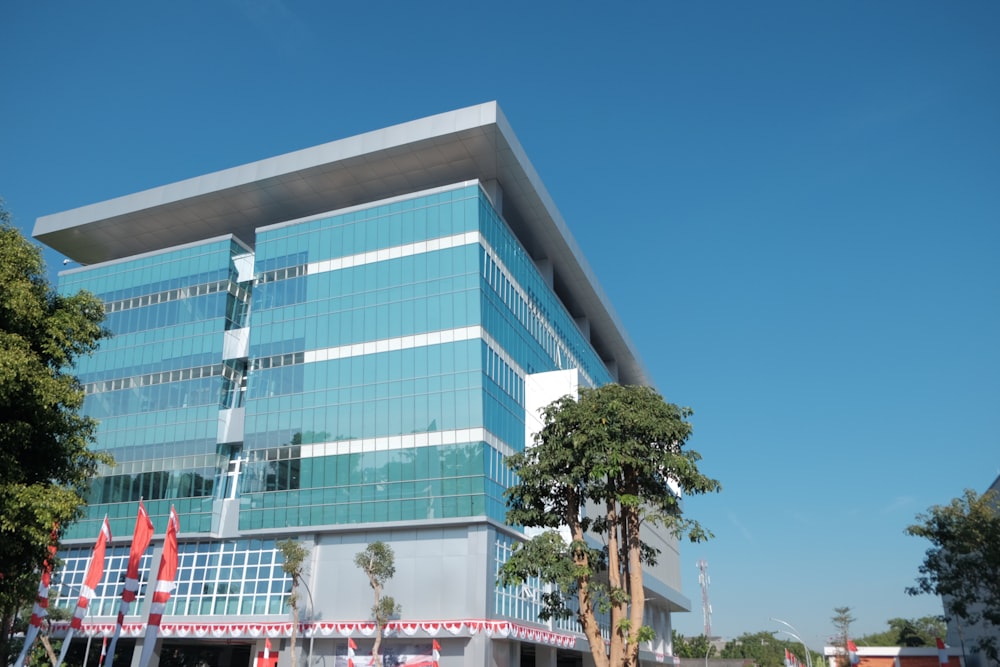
left=51, top=521, right=684, bottom=666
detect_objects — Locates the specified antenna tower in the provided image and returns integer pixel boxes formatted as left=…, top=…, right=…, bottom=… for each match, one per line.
left=697, top=559, right=712, bottom=637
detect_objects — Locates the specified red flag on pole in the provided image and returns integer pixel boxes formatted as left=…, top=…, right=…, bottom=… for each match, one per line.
left=432, top=638, right=441, bottom=667
left=29, top=528, right=58, bottom=627
left=123, top=501, right=155, bottom=603
left=348, top=637, right=357, bottom=667
left=148, top=506, right=180, bottom=627
left=12, top=527, right=58, bottom=667
left=100, top=635, right=108, bottom=662
left=847, top=640, right=860, bottom=666
left=265, top=637, right=272, bottom=659
left=936, top=638, right=948, bottom=667
left=137, top=506, right=180, bottom=667
left=71, top=517, right=113, bottom=629
left=105, top=500, right=155, bottom=666
left=55, top=518, right=112, bottom=667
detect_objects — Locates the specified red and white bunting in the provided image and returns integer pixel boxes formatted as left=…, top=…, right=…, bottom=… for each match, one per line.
left=56, top=618, right=577, bottom=650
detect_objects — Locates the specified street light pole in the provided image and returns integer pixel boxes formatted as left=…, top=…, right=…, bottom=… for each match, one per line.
left=299, top=577, right=316, bottom=666
left=770, top=617, right=813, bottom=667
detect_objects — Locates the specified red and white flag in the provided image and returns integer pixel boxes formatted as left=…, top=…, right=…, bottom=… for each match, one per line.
left=265, top=637, right=272, bottom=659
left=137, top=506, right=180, bottom=667
left=784, top=649, right=793, bottom=667
left=12, top=527, right=58, bottom=667
left=432, top=639, right=441, bottom=667
left=71, top=517, right=113, bottom=629
left=100, top=635, right=108, bottom=663
left=55, top=518, right=112, bottom=667
left=104, top=501, right=155, bottom=667
left=28, top=529, right=58, bottom=628
left=347, top=637, right=357, bottom=667
left=936, top=638, right=948, bottom=667
left=148, top=506, right=180, bottom=627
left=847, top=640, right=860, bottom=666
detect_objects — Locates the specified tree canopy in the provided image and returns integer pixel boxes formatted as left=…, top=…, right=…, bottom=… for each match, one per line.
left=906, top=488, right=1000, bottom=664
left=499, top=383, right=720, bottom=667
left=855, top=616, right=947, bottom=647
left=671, top=631, right=716, bottom=659
left=831, top=607, right=855, bottom=646
left=720, top=630, right=817, bottom=667
left=0, top=206, right=110, bottom=656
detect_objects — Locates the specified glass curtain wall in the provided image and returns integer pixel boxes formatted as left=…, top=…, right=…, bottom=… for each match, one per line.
left=61, top=236, right=252, bottom=539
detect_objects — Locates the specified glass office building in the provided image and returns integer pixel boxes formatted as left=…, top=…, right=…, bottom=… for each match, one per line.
left=34, top=103, right=690, bottom=666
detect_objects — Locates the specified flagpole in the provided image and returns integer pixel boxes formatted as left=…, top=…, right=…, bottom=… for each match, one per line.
left=13, top=625, right=41, bottom=667
left=58, top=517, right=113, bottom=666
left=298, top=576, right=316, bottom=666
left=137, top=506, right=180, bottom=667
left=55, top=628, right=76, bottom=667
left=82, top=632, right=93, bottom=666
left=14, top=527, right=59, bottom=667
left=104, top=500, right=155, bottom=667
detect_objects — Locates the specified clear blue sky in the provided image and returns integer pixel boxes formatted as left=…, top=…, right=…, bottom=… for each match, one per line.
left=2, top=0, right=997, bottom=650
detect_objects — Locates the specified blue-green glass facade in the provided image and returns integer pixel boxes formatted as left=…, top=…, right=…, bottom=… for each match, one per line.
left=60, top=237, right=252, bottom=538
left=239, top=184, right=611, bottom=530
left=56, top=182, right=614, bottom=623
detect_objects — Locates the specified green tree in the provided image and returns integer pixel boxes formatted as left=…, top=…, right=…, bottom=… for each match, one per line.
left=720, top=631, right=810, bottom=667
left=278, top=539, right=310, bottom=667
left=672, top=631, right=715, bottom=659
left=831, top=606, right=856, bottom=661
left=856, top=616, right=946, bottom=647
left=498, top=384, right=721, bottom=667
left=354, top=541, right=401, bottom=665
left=0, top=205, right=110, bottom=662
left=906, top=488, right=1000, bottom=665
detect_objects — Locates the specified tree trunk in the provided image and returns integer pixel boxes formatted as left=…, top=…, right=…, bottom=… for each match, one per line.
left=607, top=498, right=625, bottom=667
left=566, top=496, right=609, bottom=667
left=371, top=581, right=383, bottom=664
left=41, top=634, right=58, bottom=666
left=1, top=612, right=12, bottom=664
left=625, top=502, right=645, bottom=667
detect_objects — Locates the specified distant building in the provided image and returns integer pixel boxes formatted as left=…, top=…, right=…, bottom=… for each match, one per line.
left=34, top=102, right=691, bottom=666
left=823, top=645, right=963, bottom=667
